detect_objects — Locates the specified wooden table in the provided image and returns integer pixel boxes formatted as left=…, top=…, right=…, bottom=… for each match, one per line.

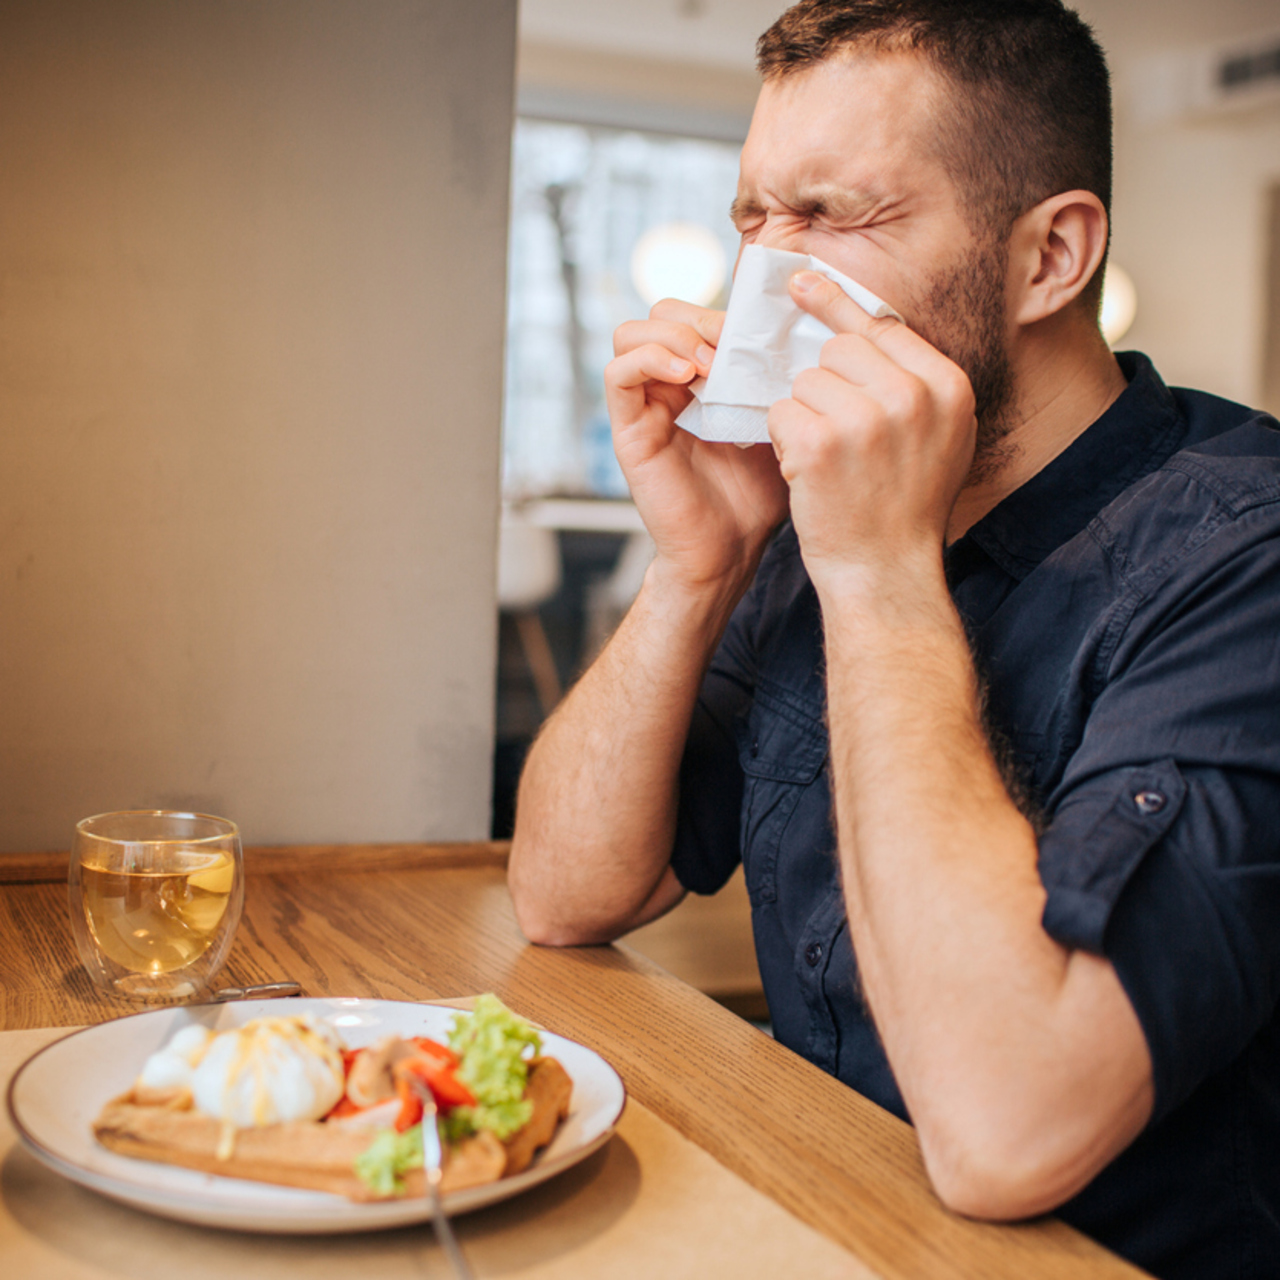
left=0, top=843, right=1147, bottom=1278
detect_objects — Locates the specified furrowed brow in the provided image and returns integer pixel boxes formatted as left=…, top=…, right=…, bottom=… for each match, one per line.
left=792, top=184, right=881, bottom=222
left=730, top=185, right=883, bottom=227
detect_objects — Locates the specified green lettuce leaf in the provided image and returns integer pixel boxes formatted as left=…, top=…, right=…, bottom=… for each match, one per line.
left=441, top=993, right=542, bottom=1142
left=352, top=1125, right=422, bottom=1197
left=353, top=994, right=542, bottom=1194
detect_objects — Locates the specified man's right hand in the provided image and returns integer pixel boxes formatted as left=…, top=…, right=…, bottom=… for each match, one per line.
left=607, top=298, right=789, bottom=594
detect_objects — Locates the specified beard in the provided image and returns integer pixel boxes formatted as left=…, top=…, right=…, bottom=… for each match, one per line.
left=907, top=236, right=1017, bottom=482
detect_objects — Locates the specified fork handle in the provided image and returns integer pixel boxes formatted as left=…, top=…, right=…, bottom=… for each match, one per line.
left=428, top=1180, right=475, bottom=1280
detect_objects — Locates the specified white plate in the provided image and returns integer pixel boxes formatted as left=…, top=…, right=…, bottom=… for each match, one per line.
left=7, top=998, right=626, bottom=1233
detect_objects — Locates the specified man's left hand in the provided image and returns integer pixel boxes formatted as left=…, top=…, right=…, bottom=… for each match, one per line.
left=768, top=270, right=977, bottom=592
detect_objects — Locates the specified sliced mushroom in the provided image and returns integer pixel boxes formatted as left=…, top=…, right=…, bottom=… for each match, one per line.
left=344, top=1035, right=416, bottom=1108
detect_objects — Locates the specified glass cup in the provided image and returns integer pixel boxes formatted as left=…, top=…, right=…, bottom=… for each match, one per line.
left=69, top=810, right=245, bottom=1002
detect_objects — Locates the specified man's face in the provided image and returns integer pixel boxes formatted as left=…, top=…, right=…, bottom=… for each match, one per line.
left=734, top=52, right=1016, bottom=455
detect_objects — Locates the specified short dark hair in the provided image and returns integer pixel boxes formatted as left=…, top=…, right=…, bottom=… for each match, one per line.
left=757, top=0, right=1113, bottom=303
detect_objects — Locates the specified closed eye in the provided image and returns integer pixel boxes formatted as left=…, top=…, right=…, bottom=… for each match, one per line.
left=728, top=196, right=767, bottom=233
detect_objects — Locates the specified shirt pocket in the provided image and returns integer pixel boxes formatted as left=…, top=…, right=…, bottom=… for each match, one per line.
left=735, top=680, right=829, bottom=907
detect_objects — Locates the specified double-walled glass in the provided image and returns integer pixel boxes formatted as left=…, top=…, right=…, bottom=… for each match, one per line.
left=69, top=810, right=244, bottom=1002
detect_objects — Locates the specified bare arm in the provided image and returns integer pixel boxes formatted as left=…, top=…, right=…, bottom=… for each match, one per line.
left=822, top=574, right=1152, bottom=1218
left=508, top=300, right=788, bottom=945
left=771, top=272, right=1153, bottom=1218
left=509, top=565, right=743, bottom=944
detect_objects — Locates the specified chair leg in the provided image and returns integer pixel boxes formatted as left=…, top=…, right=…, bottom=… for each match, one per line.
left=514, top=610, right=563, bottom=716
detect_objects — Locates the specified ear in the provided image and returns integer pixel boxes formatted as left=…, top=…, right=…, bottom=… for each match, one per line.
left=1008, top=191, right=1109, bottom=327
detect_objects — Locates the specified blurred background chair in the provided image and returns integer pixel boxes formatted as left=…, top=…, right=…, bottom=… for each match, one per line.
left=497, top=509, right=564, bottom=718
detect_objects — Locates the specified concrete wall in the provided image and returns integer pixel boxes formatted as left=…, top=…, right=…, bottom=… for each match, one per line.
left=0, top=0, right=516, bottom=851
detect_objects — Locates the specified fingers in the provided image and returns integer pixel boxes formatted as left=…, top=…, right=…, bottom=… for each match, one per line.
left=603, top=342, right=699, bottom=437
left=647, top=297, right=725, bottom=347
left=789, top=271, right=945, bottom=383
left=607, top=302, right=724, bottom=431
left=613, top=322, right=717, bottom=380
left=767, top=391, right=870, bottom=482
left=614, top=297, right=723, bottom=369
left=607, top=343, right=699, bottom=392
left=790, top=271, right=901, bottom=336
left=793, top=349, right=935, bottom=432
left=790, top=274, right=975, bottom=425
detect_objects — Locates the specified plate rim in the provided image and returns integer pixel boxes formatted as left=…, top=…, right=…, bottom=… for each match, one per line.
left=6, top=997, right=627, bottom=1233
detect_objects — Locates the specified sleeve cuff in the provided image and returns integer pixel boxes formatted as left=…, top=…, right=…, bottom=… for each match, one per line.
left=1039, top=760, right=1187, bottom=952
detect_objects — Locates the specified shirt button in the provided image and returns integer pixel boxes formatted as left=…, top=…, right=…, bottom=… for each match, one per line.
left=750, top=736, right=760, bottom=758
left=1134, top=790, right=1166, bottom=815
left=804, top=942, right=823, bottom=967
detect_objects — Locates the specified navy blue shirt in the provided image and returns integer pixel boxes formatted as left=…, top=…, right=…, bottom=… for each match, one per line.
left=671, top=354, right=1280, bottom=1279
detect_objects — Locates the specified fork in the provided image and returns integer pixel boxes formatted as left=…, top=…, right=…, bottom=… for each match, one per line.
left=406, top=1077, right=476, bottom=1280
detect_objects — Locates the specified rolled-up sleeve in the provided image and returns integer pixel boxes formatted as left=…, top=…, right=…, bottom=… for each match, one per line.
left=1037, top=521, right=1280, bottom=1121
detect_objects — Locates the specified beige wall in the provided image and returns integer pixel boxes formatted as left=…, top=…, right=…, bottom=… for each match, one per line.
left=1111, top=106, right=1279, bottom=408
left=1067, top=1, right=1280, bottom=405
left=0, top=1, right=517, bottom=851
left=517, top=40, right=758, bottom=139
left=1265, top=185, right=1280, bottom=417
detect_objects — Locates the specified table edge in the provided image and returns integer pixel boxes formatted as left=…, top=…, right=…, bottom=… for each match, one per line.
left=0, top=841, right=513, bottom=884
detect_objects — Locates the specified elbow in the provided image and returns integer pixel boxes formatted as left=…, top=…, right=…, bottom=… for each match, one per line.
left=507, top=835, right=613, bottom=948
left=510, top=896, right=597, bottom=948
left=507, top=864, right=576, bottom=948
left=917, top=1115, right=1092, bottom=1223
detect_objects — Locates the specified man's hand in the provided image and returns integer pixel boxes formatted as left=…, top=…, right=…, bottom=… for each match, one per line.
left=607, top=298, right=788, bottom=594
left=767, top=271, right=976, bottom=592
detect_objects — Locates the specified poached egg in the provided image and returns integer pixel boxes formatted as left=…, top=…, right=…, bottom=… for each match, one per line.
left=139, top=1015, right=345, bottom=1128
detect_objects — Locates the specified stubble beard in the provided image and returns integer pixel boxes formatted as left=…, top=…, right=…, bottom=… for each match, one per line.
left=909, top=236, right=1018, bottom=484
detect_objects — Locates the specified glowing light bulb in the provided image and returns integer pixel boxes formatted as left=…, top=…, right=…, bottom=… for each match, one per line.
left=1101, top=264, right=1138, bottom=347
left=630, top=222, right=727, bottom=308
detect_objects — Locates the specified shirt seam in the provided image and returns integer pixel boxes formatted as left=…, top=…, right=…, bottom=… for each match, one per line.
left=1083, top=479, right=1241, bottom=690
left=755, top=673, right=826, bottom=731
left=1161, top=454, right=1280, bottom=518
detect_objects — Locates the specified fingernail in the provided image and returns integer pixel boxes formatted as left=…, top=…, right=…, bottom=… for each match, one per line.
left=670, top=357, right=693, bottom=376
left=791, top=271, right=820, bottom=293
left=695, top=344, right=715, bottom=367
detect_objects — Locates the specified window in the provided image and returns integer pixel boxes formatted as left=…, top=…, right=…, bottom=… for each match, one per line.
left=502, top=118, right=742, bottom=498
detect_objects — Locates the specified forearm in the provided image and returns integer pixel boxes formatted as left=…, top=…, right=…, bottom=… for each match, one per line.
left=508, top=563, right=747, bottom=946
left=821, top=562, right=1152, bottom=1215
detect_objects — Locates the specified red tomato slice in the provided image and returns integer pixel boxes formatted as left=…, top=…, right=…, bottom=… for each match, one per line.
left=393, top=1052, right=476, bottom=1113
left=410, top=1036, right=460, bottom=1068
left=393, top=1073, right=423, bottom=1132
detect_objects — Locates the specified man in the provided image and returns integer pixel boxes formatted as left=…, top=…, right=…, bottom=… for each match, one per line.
left=508, top=2, right=1280, bottom=1276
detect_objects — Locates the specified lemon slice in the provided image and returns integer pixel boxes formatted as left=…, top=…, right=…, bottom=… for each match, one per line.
left=188, top=853, right=236, bottom=895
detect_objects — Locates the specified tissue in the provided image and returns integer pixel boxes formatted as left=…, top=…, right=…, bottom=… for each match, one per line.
left=676, top=244, right=903, bottom=445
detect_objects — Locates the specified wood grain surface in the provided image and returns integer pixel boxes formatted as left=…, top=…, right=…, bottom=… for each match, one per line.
left=0, top=843, right=1149, bottom=1279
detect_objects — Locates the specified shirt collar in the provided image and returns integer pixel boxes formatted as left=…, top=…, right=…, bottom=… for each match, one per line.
left=960, top=353, right=1186, bottom=581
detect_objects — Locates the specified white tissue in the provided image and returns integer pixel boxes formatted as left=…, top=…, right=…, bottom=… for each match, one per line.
left=676, top=245, right=903, bottom=445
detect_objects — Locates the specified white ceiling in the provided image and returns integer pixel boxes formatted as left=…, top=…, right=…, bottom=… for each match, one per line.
left=520, top=0, right=1280, bottom=70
